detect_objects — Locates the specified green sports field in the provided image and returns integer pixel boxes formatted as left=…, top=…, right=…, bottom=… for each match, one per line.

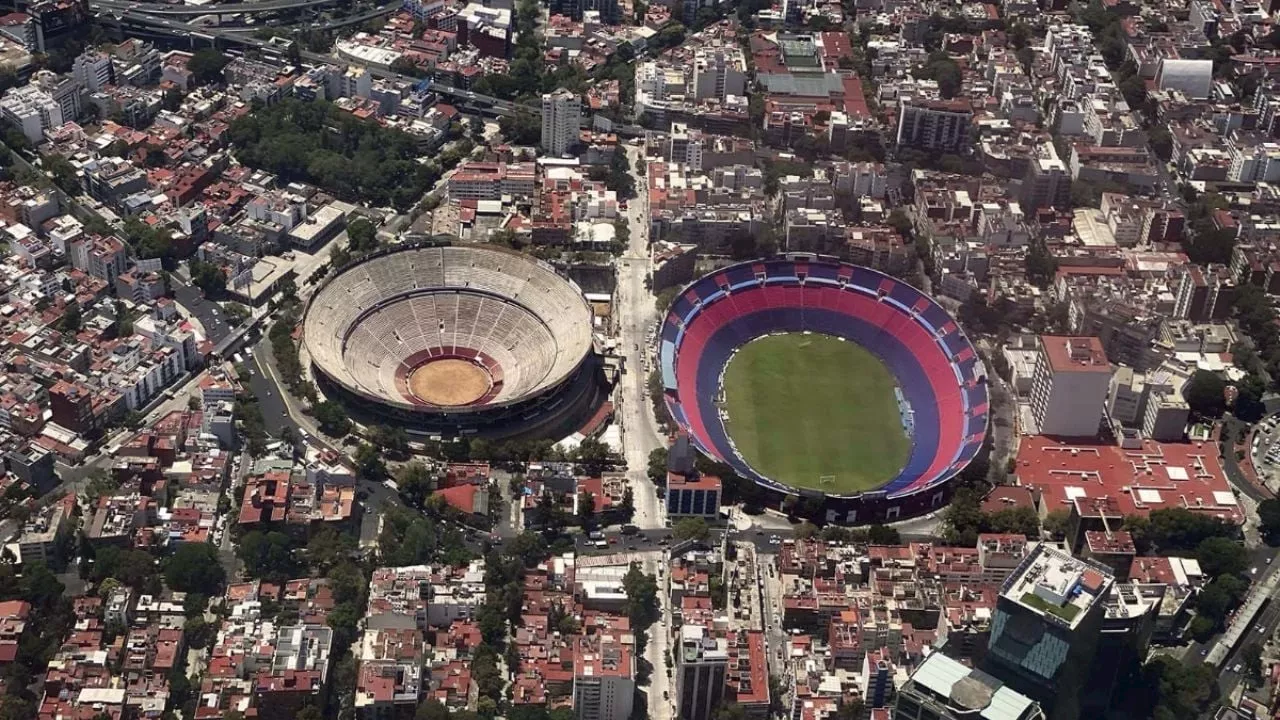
left=720, top=333, right=910, bottom=494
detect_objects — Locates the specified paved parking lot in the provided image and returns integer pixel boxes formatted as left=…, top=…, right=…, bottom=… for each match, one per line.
left=1251, top=414, right=1280, bottom=489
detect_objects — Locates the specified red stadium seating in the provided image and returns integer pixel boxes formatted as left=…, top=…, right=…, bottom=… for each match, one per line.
left=660, top=259, right=987, bottom=502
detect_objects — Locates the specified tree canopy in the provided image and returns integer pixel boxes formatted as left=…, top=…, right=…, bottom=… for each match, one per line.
left=1259, top=498, right=1280, bottom=545
left=189, top=259, right=226, bottom=297
left=672, top=517, right=710, bottom=542
left=622, top=562, right=660, bottom=640
left=346, top=217, right=378, bottom=254
left=187, top=49, right=229, bottom=86
left=942, top=487, right=1041, bottom=546
left=1182, top=370, right=1226, bottom=419
left=229, top=99, right=441, bottom=211
left=1126, top=507, right=1236, bottom=554
left=312, top=401, right=351, bottom=437
left=163, top=543, right=225, bottom=595
left=238, top=530, right=299, bottom=580
left=378, top=506, right=472, bottom=568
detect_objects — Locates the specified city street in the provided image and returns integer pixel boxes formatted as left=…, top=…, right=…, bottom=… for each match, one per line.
left=644, top=551, right=674, bottom=720
left=173, top=278, right=234, bottom=344
left=616, top=144, right=668, bottom=530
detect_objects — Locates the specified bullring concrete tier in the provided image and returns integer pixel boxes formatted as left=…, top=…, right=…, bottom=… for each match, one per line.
left=659, top=256, right=989, bottom=523
left=303, top=244, right=594, bottom=418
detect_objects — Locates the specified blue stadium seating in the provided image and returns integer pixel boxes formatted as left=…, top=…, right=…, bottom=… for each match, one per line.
left=725, top=265, right=755, bottom=287
left=808, top=264, right=840, bottom=282
left=659, top=259, right=988, bottom=500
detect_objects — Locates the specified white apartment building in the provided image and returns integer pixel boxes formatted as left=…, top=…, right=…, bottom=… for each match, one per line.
left=1029, top=335, right=1113, bottom=437
left=0, top=84, right=64, bottom=143
left=340, top=66, right=372, bottom=99
left=247, top=191, right=307, bottom=231
left=1228, top=139, right=1280, bottom=184
left=691, top=45, right=746, bottom=101
left=542, top=88, right=580, bottom=157
left=73, top=50, right=115, bottom=94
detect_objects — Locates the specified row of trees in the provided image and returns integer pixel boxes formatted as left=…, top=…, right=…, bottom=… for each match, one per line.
left=1225, top=283, right=1280, bottom=420
left=941, top=486, right=1048, bottom=546
left=268, top=304, right=318, bottom=407
left=795, top=522, right=902, bottom=545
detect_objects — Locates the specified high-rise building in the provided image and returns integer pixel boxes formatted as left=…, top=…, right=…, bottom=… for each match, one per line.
left=1173, top=263, right=1235, bottom=321
left=676, top=625, right=727, bottom=720
left=1088, top=582, right=1162, bottom=713
left=542, top=88, right=581, bottom=157
left=1029, top=336, right=1112, bottom=437
left=549, top=0, right=620, bottom=23
left=1020, top=142, right=1071, bottom=212
left=895, top=98, right=973, bottom=152
left=572, top=632, right=634, bottom=720
left=895, top=651, right=1045, bottom=720
left=691, top=46, right=747, bottom=101
left=72, top=50, right=114, bottom=93
left=1141, top=388, right=1189, bottom=441
left=983, top=545, right=1114, bottom=720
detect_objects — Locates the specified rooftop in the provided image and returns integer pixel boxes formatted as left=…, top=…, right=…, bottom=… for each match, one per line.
left=1040, top=335, right=1111, bottom=374
left=907, top=651, right=1043, bottom=720
left=1001, top=544, right=1112, bottom=630
left=1013, top=435, right=1243, bottom=524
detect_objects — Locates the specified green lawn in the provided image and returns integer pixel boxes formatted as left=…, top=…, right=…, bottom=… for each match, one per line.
left=1021, top=593, right=1080, bottom=622
left=720, top=333, right=910, bottom=494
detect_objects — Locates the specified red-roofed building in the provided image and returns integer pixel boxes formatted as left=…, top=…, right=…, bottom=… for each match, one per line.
left=724, top=630, right=769, bottom=716
left=254, top=669, right=323, bottom=718
left=980, top=486, right=1037, bottom=514
left=1013, top=435, right=1245, bottom=548
left=0, top=600, right=29, bottom=668
left=434, top=483, right=488, bottom=519
left=1081, top=530, right=1136, bottom=577
left=239, top=470, right=291, bottom=525
left=572, top=627, right=635, bottom=720
left=442, top=462, right=490, bottom=488
left=666, top=473, right=721, bottom=520
left=355, top=627, right=425, bottom=717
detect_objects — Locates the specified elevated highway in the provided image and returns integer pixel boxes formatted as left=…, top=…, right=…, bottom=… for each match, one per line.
left=96, top=1, right=648, bottom=135
left=97, top=0, right=354, bottom=17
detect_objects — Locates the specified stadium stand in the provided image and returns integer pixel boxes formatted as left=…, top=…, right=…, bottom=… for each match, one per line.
left=660, top=257, right=988, bottom=509
left=304, top=245, right=594, bottom=416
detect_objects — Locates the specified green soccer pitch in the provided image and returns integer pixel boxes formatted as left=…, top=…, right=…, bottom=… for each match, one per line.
left=720, top=333, right=911, bottom=494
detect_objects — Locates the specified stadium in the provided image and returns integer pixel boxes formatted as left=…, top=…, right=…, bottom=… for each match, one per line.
left=303, top=243, right=603, bottom=437
left=659, top=255, right=988, bottom=524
